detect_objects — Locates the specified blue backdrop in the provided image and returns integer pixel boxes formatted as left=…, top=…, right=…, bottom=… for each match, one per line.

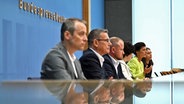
left=0, top=0, right=100, bottom=80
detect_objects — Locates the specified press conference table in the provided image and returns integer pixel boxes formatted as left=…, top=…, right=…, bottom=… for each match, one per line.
left=0, top=72, right=184, bottom=104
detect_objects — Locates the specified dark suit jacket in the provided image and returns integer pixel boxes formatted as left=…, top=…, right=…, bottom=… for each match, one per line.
left=41, top=42, right=86, bottom=80
left=103, top=54, right=126, bottom=79
left=79, top=48, right=106, bottom=79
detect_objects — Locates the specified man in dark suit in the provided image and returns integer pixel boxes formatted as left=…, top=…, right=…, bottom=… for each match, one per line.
left=103, top=37, right=126, bottom=79
left=41, top=18, right=87, bottom=80
left=79, top=28, right=112, bottom=79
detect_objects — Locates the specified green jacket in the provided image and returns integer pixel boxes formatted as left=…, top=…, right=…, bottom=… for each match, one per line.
left=127, top=57, right=145, bottom=80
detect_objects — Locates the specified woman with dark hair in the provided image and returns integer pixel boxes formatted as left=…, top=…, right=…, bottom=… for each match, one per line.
left=119, top=41, right=135, bottom=80
left=142, top=47, right=154, bottom=78
left=127, top=42, right=147, bottom=80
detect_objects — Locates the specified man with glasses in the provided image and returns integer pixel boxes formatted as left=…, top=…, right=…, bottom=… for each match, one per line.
left=79, top=28, right=112, bottom=79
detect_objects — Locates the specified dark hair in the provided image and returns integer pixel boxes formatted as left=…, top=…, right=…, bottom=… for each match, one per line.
left=60, top=18, right=87, bottom=41
left=134, top=42, right=146, bottom=55
left=123, top=41, right=135, bottom=57
left=87, top=28, right=108, bottom=47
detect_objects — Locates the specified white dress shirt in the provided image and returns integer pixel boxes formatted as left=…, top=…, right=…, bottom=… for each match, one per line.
left=109, top=55, right=119, bottom=75
left=67, top=51, right=78, bottom=78
left=90, top=48, right=104, bottom=67
left=119, top=60, right=133, bottom=80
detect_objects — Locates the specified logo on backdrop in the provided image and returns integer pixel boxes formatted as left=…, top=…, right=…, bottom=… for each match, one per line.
left=19, top=0, right=65, bottom=24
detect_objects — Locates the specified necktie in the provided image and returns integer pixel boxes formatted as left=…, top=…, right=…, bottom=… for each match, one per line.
left=117, top=64, right=126, bottom=79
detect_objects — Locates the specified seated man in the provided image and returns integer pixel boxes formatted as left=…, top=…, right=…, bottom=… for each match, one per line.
left=41, top=18, right=87, bottom=80
left=103, top=37, right=126, bottom=79
left=79, top=28, right=112, bottom=79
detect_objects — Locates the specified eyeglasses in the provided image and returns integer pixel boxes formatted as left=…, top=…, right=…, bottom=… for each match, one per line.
left=97, top=39, right=110, bottom=42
